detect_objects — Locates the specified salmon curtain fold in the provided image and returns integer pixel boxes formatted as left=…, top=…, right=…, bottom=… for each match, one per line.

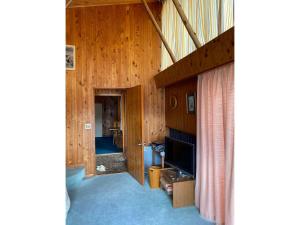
left=195, top=62, right=234, bottom=225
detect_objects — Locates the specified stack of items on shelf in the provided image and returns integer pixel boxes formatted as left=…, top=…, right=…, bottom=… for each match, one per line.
left=160, top=169, right=177, bottom=195
left=160, top=177, right=173, bottom=195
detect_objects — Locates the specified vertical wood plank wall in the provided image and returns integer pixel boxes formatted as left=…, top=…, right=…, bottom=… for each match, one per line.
left=165, top=78, right=197, bottom=135
left=66, top=3, right=165, bottom=175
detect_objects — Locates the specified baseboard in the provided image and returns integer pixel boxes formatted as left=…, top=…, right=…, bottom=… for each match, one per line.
left=85, top=174, right=95, bottom=178
left=66, top=163, right=85, bottom=168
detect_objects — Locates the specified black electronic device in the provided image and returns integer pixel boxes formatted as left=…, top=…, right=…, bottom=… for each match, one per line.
left=164, top=136, right=196, bottom=177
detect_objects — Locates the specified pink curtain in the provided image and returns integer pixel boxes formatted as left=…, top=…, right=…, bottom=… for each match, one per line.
left=195, top=62, right=234, bottom=225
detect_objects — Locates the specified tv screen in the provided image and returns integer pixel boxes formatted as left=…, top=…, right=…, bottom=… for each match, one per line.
left=164, top=136, right=196, bottom=176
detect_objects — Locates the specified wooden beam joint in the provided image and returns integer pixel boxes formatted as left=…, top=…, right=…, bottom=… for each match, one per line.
left=154, top=27, right=234, bottom=88
left=66, top=0, right=73, bottom=8
left=171, top=0, right=201, bottom=49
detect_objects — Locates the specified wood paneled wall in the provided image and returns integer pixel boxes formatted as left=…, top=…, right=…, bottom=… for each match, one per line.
left=69, top=0, right=158, bottom=8
left=66, top=3, right=165, bottom=175
left=165, top=78, right=197, bottom=135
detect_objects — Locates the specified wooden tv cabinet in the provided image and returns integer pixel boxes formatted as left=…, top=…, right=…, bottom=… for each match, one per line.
left=160, top=168, right=195, bottom=208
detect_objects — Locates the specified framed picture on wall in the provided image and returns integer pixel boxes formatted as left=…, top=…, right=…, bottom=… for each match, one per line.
left=66, top=45, right=75, bottom=70
left=186, top=92, right=196, bottom=114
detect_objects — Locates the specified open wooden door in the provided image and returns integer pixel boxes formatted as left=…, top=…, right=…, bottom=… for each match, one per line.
left=125, top=85, right=144, bottom=185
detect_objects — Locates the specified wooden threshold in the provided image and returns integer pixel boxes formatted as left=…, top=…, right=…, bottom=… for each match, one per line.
left=154, top=27, right=234, bottom=88
left=96, top=152, right=124, bottom=156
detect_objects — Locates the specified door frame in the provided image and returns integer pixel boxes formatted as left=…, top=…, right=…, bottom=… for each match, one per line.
left=93, top=88, right=127, bottom=157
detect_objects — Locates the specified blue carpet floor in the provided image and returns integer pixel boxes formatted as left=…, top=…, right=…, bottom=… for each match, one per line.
left=95, top=137, right=122, bottom=154
left=66, top=172, right=215, bottom=225
left=66, top=167, right=85, bottom=191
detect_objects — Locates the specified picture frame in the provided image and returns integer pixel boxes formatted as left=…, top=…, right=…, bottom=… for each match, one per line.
left=66, top=45, right=75, bottom=70
left=186, top=92, right=196, bottom=114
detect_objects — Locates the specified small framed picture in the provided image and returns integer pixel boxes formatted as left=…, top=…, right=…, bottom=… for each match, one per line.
left=186, top=92, right=196, bottom=114
left=66, top=45, right=75, bottom=70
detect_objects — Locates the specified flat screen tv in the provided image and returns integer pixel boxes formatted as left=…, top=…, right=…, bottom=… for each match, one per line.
left=164, top=136, right=196, bottom=176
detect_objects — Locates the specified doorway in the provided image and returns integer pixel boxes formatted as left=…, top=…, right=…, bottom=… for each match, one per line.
left=95, top=95, right=123, bottom=154
left=94, top=89, right=126, bottom=175
left=94, top=86, right=144, bottom=185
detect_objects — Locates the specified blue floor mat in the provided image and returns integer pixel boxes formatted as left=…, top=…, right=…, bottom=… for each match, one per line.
left=95, top=137, right=122, bottom=154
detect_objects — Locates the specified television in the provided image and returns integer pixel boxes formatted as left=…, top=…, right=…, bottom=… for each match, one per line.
left=164, top=136, right=196, bottom=177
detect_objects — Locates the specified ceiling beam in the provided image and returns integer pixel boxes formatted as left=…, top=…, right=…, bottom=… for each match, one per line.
left=66, top=0, right=73, bottom=8
left=141, top=0, right=177, bottom=63
left=171, top=0, right=201, bottom=49
left=218, top=0, right=222, bottom=35
left=154, top=27, right=234, bottom=88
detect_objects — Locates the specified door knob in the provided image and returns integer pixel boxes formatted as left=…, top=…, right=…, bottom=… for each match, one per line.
left=138, top=142, right=146, bottom=146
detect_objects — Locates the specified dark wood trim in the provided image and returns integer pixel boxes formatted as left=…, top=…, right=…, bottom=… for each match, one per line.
left=154, top=27, right=234, bottom=88
left=69, top=0, right=158, bottom=8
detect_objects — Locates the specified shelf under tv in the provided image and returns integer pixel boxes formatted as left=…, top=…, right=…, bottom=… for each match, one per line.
left=160, top=167, right=195, bottom=208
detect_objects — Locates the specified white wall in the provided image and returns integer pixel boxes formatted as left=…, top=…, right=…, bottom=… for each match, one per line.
left=95, top=103, right=103, bottom=137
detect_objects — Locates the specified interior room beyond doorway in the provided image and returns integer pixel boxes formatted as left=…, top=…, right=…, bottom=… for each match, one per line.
left=95, top=95, right=123, bottom=155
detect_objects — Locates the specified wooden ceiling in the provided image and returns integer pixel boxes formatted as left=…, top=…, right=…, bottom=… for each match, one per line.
left=67, top=0, right=159, bottom=8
